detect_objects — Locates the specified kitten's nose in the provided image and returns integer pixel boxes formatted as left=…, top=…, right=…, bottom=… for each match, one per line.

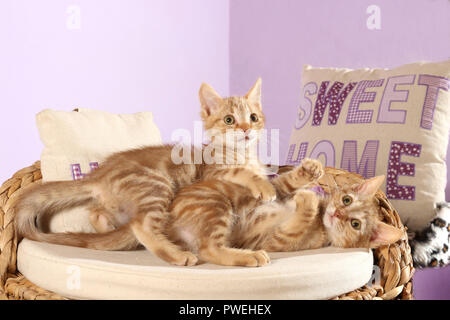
left=332, top=210, right=343, bottom=219
left=239, top=123, right=251, bottom=132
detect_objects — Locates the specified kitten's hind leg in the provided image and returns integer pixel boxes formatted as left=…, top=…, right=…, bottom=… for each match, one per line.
left=88, top=204, right=117, bottom=233
left=132, top=219, right=198, bottom=266
left=283, top=189, right=320, bottom=234
left=199, top=245, right=270, bottom=267
left=127, top=180, right=198, bottom=266
left=196, top=208, right=270, bottom=267
left=293, top=189, right=320, bottom=217
left=108, top=166, right=198, bottom=266
left=264, top=190, right=320, bottom=251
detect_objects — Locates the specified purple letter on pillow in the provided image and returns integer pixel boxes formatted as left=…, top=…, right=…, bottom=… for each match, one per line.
left=286, top=143, right=308, bottom=166
left=310, top=140, right=335, bottom=167
left=377, top=75, right=415, bottom=124
left=312, top=81, right=357, bottom=126
left=346, top=79, right=384, bottom=124
left=417, top=74, right=450, bottom=130
left=71, top=162, right=99, bottom=181
left=386, top=141, right=421, bottom=200
left=296, top=82, right=317, bottom=130
left=340, top=140, right=379, bottom=178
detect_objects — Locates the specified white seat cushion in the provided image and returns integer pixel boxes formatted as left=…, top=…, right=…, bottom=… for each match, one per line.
left=17, top=239, right=373, bottom=300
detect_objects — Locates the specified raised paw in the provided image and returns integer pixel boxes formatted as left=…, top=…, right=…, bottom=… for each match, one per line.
left=298, top=158, right=324, bottom=182
left=248, top=179, right=276, bottom=202
left=294, top=189, right=319, bottom=211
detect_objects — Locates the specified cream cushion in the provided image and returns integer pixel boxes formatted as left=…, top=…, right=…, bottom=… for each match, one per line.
left=37, top=107, right=162, bottom=182
left=35, top=108, right=162, bottom=233
left=17, top=239, right=373, bottom=300
left=287, top=60, right=450, bottom=231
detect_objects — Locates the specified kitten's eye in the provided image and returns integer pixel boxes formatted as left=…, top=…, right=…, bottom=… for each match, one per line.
left=250, top=113, right=259, bottom=122
left=224, top=115, right=235, bottom=125
left=350, top=219, right=361, bottom=230
left=342, top=195, right=353, bottom=206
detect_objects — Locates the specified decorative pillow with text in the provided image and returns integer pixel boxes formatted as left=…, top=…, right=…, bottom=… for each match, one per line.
left=287, top=60, right=450, bottom=231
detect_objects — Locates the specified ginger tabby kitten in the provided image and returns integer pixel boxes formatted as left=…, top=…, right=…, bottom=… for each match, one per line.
left=167, top=159, right=404, bottom=267
left=15, top=79, right=275, bottom=266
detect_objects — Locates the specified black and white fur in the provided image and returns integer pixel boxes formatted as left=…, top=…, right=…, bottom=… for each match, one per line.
left=409, top=202, right=450, bottom=268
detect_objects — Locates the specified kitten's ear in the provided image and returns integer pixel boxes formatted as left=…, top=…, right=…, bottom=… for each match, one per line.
left=199, top=83, right=223, bottom=117
left=369, top=222, right=404, bottom=248
left=353, top=175, right=385, bottom=197
left=245, top=78, right=262, bottom=108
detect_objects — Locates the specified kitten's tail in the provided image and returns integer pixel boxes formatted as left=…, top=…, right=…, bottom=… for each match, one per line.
left=20, top=225, right=138, bottom=250
left=14, top=180, right=138, bottom=250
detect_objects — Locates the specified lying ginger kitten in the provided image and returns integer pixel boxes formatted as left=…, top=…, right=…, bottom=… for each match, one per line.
left=167, top=159, right=403, bottom=267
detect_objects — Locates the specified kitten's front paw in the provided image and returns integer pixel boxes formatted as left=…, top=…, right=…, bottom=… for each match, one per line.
left=249, top=179, right=276, bottom=202
left=236, top=250, right=271, bottom=267
left=170, top=251, right=199, bottom=266
left=294, top=189, right=319, bottom=211
left=298, top=158, right=324, bottom=182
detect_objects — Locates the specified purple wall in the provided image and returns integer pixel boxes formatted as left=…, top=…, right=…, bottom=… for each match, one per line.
left=0, top=0, right=229, bottom=183
left=1, top=0, right=449, bottom=300
left=230, top=0, right=450, bottom=300
left=413, top=266, right=450, bottom=300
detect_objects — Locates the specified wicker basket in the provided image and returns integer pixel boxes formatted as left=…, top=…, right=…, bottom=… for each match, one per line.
left=0, top=162, right=414, bottom=300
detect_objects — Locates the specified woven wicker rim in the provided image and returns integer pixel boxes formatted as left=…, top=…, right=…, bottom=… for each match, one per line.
left=0, top=162, right=414, bottom=300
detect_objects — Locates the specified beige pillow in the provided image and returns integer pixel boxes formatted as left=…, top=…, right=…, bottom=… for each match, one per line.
left=36, top=108, right=162, bottom=232
left=287, top=60, right=450, bottom=231
left=37, top=108, right=162, bottom=182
